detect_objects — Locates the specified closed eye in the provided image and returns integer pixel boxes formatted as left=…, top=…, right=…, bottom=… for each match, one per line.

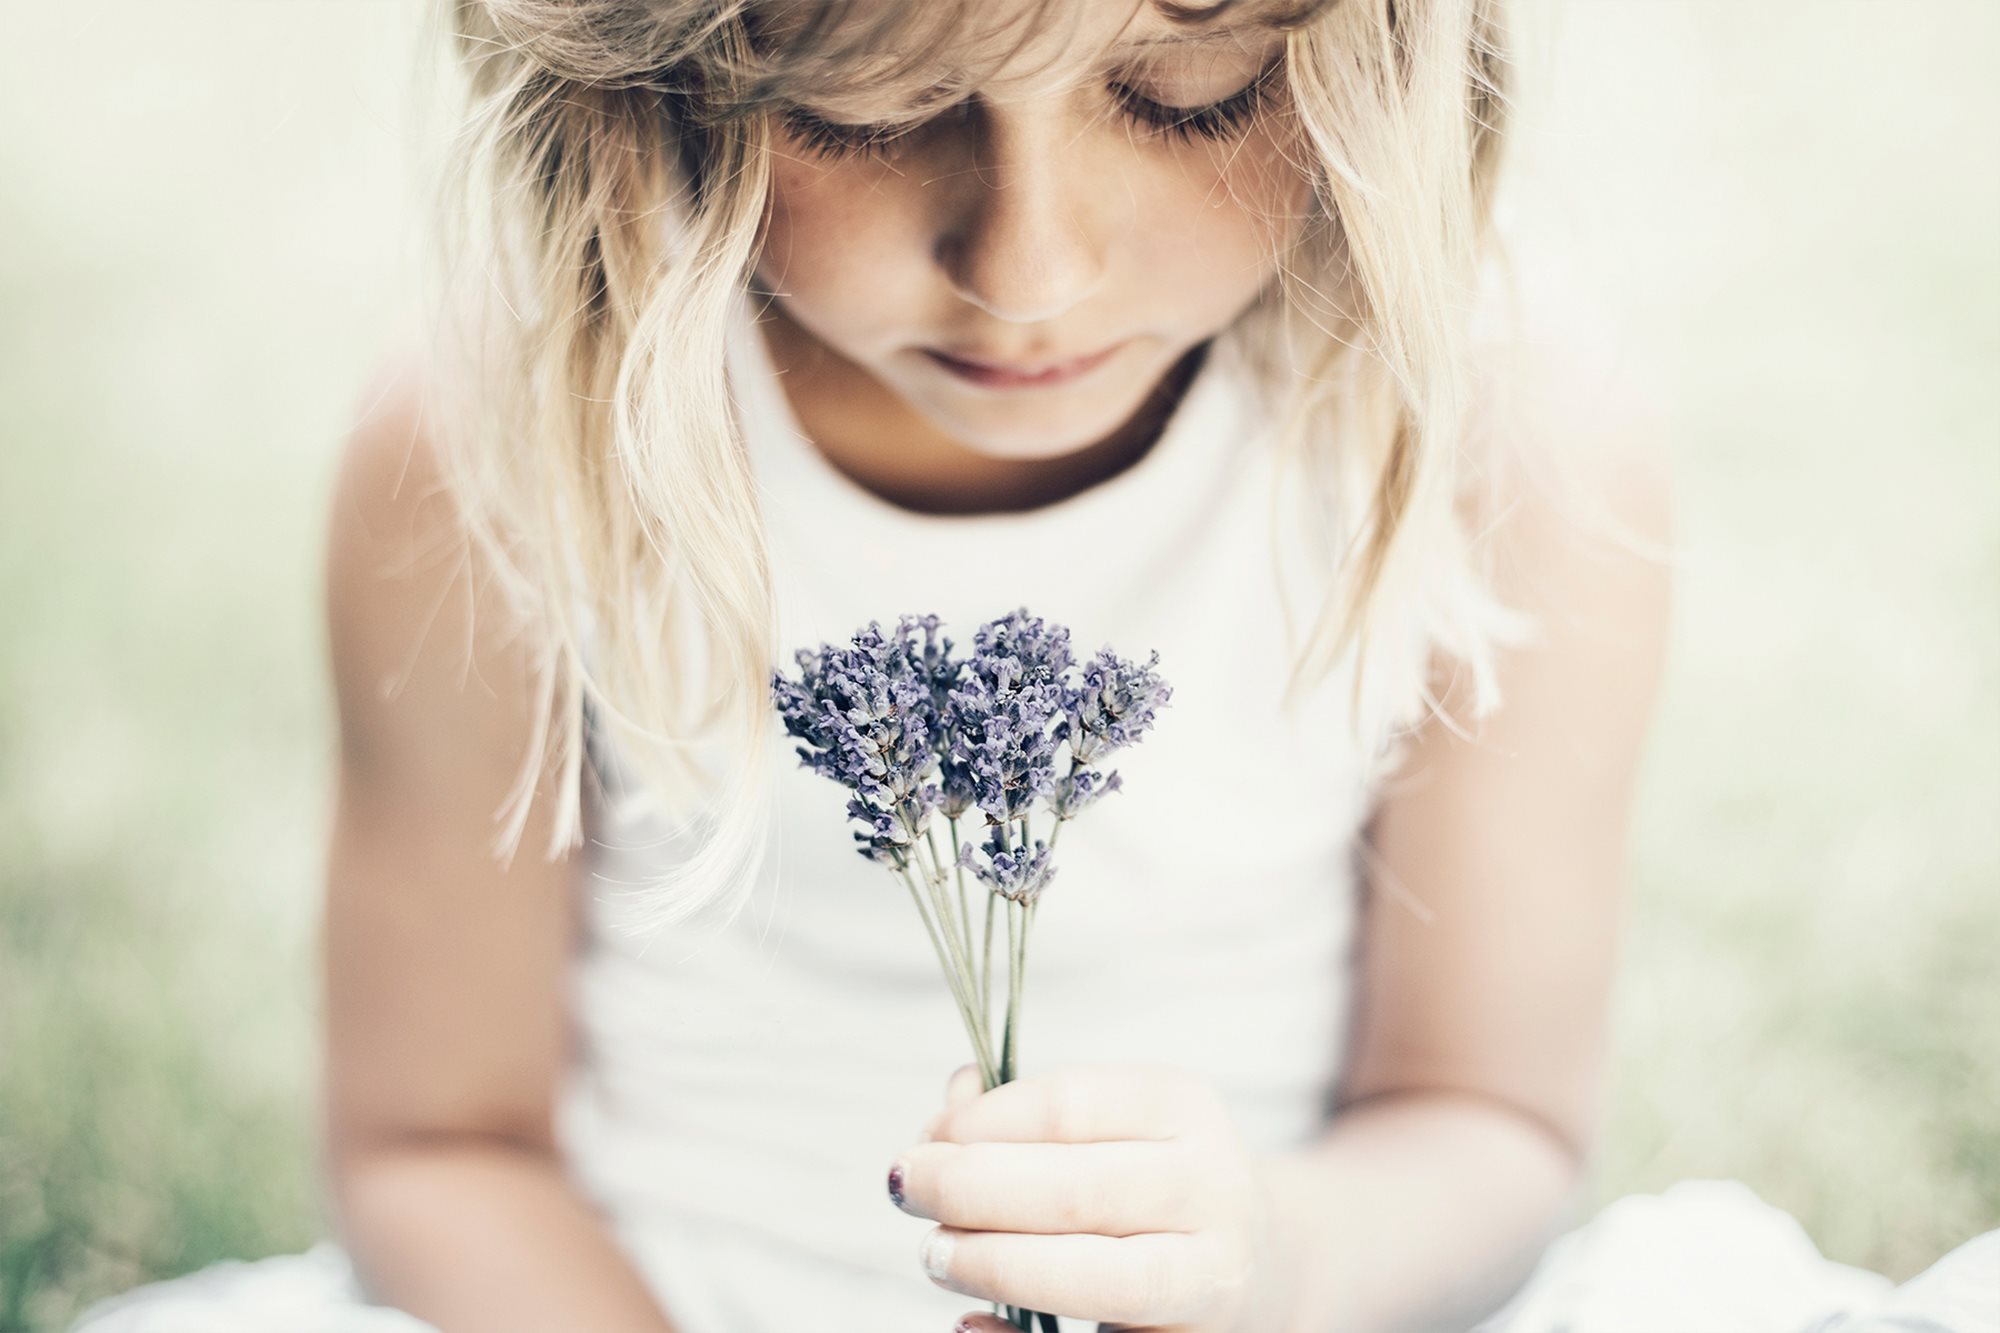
left=779, top=61, right=1281, bottom=163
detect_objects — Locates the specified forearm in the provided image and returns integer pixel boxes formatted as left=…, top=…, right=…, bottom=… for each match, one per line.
left=1256, top=1089, right=1589, bottom=1333
left=328, top=1135, right=679, bottom=1333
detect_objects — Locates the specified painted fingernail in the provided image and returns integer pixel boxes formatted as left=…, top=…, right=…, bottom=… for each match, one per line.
left=953, top=1322, right=976, bottom=1333
left=887, top=1162, right=907, bottom=1209
left=920, top=1228, right=954, bottom=1282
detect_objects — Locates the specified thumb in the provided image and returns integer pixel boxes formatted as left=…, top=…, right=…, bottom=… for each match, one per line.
left=920, top=1062, right=985, bottom=1140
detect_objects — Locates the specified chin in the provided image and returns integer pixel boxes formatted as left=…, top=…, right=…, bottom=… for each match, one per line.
left=915, top=397, right=1135, bottom=462
left=893, top=363, right=1162, bottom=462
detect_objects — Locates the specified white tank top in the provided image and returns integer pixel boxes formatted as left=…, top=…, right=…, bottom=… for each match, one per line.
left=553, top=292, right=1385, bottom=1332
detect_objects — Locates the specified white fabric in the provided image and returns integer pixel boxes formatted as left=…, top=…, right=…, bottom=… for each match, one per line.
left=552, top=290, right=1373, bottom=1328
left=67, top=1186, right=2000, bottom=1332
left=70, top=295, right=2000, bottom=1333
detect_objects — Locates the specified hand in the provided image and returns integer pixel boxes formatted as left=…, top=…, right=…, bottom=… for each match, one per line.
left=887, top=1062, right=1294, bottom=1333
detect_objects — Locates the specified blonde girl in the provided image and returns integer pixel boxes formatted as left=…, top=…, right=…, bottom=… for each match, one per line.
left=348, top=6, right=1662, bottom=1330
left=78, top=0, right=1987, bottom=1330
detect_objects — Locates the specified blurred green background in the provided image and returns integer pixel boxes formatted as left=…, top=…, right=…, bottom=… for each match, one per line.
left=1, top=2, right=1994, bottom=1329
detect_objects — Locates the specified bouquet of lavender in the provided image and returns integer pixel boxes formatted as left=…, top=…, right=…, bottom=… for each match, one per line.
left=770, top=608, right=1169, bottom=1332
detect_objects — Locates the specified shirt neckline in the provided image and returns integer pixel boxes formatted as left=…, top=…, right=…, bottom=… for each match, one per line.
left=727, top=291, right=1260, bottom=538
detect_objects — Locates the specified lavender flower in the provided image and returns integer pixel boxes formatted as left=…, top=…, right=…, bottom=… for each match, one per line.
left=771, top=616, right=951, bottom=864
left=946, top=609, right=1071, bottom=824
left=1049, top=765, right=1123, bottom=820
left=956, top=828, right=1056, bottom=905
left=1060, top=647, right=1172, bottom=763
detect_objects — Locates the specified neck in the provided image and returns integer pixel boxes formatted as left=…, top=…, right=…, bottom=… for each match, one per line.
left=755, top=301, right=1206, bottom=516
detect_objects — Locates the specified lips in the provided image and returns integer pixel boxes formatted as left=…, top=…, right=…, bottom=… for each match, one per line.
left=921, top=341, right=1125, bottom=390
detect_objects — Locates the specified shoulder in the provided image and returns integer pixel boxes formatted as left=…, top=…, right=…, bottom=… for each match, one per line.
left=327, top=348, right=448, bottom=572
left=323, top=347, right=556, bottom=807
left=1460, top=248, right=1676, bottom=712
left=1467, top=245, right=1673, bottom=524
left=323, top=347, right=458, bottom=718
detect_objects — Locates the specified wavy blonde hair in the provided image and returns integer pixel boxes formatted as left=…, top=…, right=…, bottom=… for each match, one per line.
left=420, top=0, right=1524, bottom=932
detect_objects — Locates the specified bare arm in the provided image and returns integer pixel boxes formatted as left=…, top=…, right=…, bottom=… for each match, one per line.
left=1258, top=334, right=1675, bottom=1333
left=320, top=358, right=679, bottom=1333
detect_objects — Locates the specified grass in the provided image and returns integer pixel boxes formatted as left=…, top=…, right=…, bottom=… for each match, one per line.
left=2, top=1, right=1995, bottom=1327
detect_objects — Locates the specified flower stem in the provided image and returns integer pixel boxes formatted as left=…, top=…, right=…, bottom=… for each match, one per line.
left=981, top=882, right=997, bottom=1033
left=897, top=863, right=997, bottom=1088
left=1012, top=896, right=1030, bottom=1070
left=1008, top=898, right=1057, bottom=1333
left=915, top=838, right=982, bottom=1033
left=928, top=822, right=975, bottom=980
left=1000, top=892, right=1016, bottom=1080
left=944, top=818, right=979, bottom=1010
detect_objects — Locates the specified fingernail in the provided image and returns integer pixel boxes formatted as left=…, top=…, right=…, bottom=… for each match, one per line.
left=953, top=1322, right=976, bottom=1333
left=887, top=1162, right=907, bottom=1209
left=920, top=1228, right=953, bottom=1282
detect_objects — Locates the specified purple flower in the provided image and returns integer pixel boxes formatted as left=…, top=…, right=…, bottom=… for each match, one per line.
left=1049, top=765, right=1123, bottom=820
left=772, top=609, right=1171, bottom=872
left=1060, top=647, right=1171, bottom=764
left=903, top=612, right=962, bottom=718
left=771, top=617, right=952, bottom=863
left=946, top=609, right=1071, bottom=824
left=957, top=827, right=1057, bottom=905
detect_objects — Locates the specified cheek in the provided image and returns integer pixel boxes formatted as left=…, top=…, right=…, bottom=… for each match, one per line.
left=1138, top=122, right=1314, bottom=294
left=757, top=160, right=929, bottom=338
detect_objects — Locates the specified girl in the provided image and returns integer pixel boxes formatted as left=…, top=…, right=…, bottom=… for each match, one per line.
left=72, top=1, right=1997, bottom=1331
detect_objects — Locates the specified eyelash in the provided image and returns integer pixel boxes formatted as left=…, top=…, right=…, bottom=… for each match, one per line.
left=781, top=65, right=1277, bottom=163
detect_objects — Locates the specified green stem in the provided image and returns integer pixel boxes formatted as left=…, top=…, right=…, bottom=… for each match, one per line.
left=948, top=817, right=976, bottom=1005
left=918, top=828, right=974, bottom=1008
left=1023, top=897, right=1039, bottom=1004
left=916, top=840, right=1000, bottom=1080
left=1000, top=897, right=1017, bottom=1084
left=980, top=882, right=997, bottom=1037
left=917, top=840, right=975, bottom=1013
left=1002, top=895, right=1030, bottom=1085
left=898, top=864, right=998, bottom=1087
left=927, top=822, right=976, bottom=987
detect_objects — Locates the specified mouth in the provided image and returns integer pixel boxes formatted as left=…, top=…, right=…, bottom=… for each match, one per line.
left=920, top=341, right=1126, bottom=390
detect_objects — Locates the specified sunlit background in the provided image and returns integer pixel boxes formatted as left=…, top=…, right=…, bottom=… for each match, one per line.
left=2, top=2, right=1995, bottom=1329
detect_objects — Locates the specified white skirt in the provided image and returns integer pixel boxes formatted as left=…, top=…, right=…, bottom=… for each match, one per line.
left=69, top=1180, right=1998, bottom=1333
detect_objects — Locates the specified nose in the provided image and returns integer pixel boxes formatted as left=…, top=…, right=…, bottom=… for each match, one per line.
left=933, top=102, right=1108, bottom=324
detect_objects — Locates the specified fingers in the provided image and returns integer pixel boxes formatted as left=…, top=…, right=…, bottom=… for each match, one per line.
left=923, top=1061, right=988, bottom=1141
left=928, top=1062, right=1216, bottom=1145
left=891, top=1139, right=1211, bottom=1235
left=921, top=1226, right=1223, bottom=1327
left=945, top=1061, right=984, bottom=1107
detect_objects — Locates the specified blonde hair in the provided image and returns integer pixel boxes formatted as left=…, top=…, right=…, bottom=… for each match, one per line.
left=421, top=0, right=1525, bottom=933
